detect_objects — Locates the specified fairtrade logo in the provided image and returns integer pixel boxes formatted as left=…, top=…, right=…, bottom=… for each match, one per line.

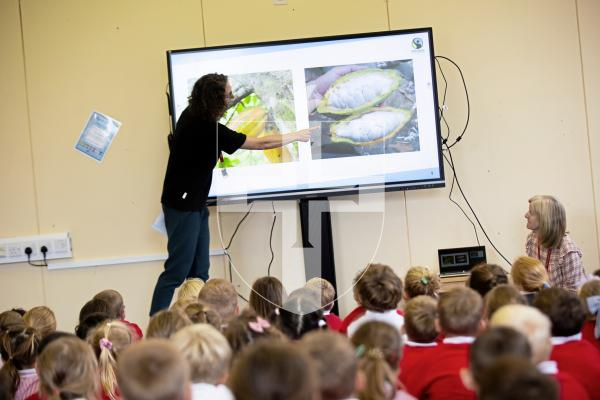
left=412, top=37, right=423, bottom=49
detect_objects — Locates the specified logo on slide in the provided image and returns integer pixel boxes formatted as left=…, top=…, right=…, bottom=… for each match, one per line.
left=412, top=37, right=423, bottom=49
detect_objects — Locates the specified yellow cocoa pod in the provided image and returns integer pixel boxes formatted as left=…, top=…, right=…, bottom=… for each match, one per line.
left=227, top=107, right=267, bottom=137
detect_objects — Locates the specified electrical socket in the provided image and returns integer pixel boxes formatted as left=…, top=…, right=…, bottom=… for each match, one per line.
left=0, top=233, right=72, bottom=265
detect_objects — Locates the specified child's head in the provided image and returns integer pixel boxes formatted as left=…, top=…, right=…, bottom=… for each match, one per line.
left=224, top=308, right=285, bottom=356
left=76, top=298, right=111, bottom=339
left=182, top=303, right=222, bottom=329
left=511, top=256, right=549, bottom=292
left=483, top=284, right=527, bottom=320
left=278, top=288, right=325, bottom=340
left=301, top=330, right=357, bottom=400
left=305, top=277, right=336, bottom=312
left=171, top=324, right=232, bottom=385
left=37, top=336, right=99, bottom=400
left=146, top=309, right=191, bottom=339
left=94, top=289, right=125, bottom=320
left=353, top=263, right=403, bottom=312
left=404, top=266, right=440, bottom=299
left=0, top=310, right=24, bottom=334
left=350, top=321, right=402, bottom=400
left=79, top=298, right=111, bottom=322
left=198, top=278, right=239, bottom=325
left=89, top=321, right=133, bottom=400
left=437, top=287, right=483, bottom=336
left=23, top=306, right=57, bottom=340
left=463, top=326, right=531, bottom=390
left=533, top=288, right=585, bottom=337
left=228, top=340, right=318, bottom=400
left=403, top=295, right=438, bottom=343
left=116, top=339, right=190, bottom=400
left=490, top=304, right=552, bottom=364
left=467, top=263, right=508, bottom=298
left=0, top=326, right=41, bottom=396
left=477, top=356, right=558, bottom=400
left=579, top=279, right=600, bottom=320
left=249, top=276, right=284, bottom=321
left=176, top=278, right=205, bottom=301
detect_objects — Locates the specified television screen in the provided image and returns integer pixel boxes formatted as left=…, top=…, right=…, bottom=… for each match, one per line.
left=167, top=28, right=444, bottom=203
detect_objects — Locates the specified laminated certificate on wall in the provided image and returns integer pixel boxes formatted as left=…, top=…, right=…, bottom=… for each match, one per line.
left=74, top=111, right=121, bottom=162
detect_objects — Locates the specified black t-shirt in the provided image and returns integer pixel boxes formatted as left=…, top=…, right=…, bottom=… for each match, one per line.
left=161, top=107, right=246, bottom=211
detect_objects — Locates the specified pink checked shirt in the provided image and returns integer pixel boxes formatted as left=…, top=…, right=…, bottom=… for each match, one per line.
left=526, top=232, right=586, bottom=290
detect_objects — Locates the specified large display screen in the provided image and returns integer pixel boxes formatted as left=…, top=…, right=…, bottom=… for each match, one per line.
left=167, top=28, right=444, bottom=203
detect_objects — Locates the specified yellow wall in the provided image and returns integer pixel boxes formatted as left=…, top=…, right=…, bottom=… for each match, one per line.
left=1, top=0, right=599, bottom=331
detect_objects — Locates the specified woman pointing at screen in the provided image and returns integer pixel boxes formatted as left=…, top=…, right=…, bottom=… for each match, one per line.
left=150, top=73, right=314, bottom=315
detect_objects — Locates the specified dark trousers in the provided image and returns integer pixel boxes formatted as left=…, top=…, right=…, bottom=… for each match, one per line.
left=149, top=205, right=210, bottom=315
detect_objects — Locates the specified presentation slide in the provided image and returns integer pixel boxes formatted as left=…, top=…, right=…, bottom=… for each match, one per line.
left=167, top=28, right=444, bottom=202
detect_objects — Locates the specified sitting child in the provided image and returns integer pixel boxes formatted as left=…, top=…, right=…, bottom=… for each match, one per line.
left=224, top=308, right=284, bottom=357
left=467, top=263, right=508, bottom=298
left=23, top=306, right=56, bottom=341
left=403, top=266, right=440, bottom=300
left=171, top=324, right=234, bottom=400
left=277, top=287, right=325, bottom=340
left=350, top=321, right=416, bottom=400
left=175, top=278, right=205, bottom=301
left=340, top=263, right=404, bottom=337
left=198, top=279, right=240, bottom=329
left=182, top=302, right=222, bottom=329
left=534, top=288, right=600, bottom=399
left=94, top=289, right=143, bottom=340
left=228, top=340, right=318, bottom=400
left=75, top=298, right=111, bottom=340
left=305, top=277, right=342, bottom=331
left=406, top=287, right=483, bottom=400
left=146, top=309, right=191, bottom=339
left=0, top=326, right=40, bottom=400
left=482, top=284, right=527, bottom=320
left=579, top=279, right=600, bottom=352
left=301, top=330, right=358, bottom=400
left=249, top=276, right=284, bottom=323
left=511, top=256, right=550, bottom=304
left=399, top=296, right=438, bottom=390
left=116, top=339, right=190, bottom=400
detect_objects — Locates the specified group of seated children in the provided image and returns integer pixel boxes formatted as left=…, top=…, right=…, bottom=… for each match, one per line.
left=1, top=258, right=600, bottom=400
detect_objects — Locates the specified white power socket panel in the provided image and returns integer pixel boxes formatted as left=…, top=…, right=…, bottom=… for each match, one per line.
left=0, top=233, right=72, bottom=265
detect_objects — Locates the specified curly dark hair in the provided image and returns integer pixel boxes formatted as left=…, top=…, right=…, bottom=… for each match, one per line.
left=188, top=73, right=229, bottom=121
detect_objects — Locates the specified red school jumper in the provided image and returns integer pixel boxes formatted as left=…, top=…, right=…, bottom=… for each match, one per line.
left=550, top=334, right=600, bottom=400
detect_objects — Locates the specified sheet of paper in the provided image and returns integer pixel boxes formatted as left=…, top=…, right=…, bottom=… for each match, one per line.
left=152, top=211, right=167, bottom=236
left=74, top=111, right=121, bottom=162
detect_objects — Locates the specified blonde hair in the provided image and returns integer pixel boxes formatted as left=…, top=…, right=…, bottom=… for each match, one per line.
left=23, top=306, right=56, bottom=339
left=37, top=336, right=99, bottom=400
left=490, top=304, right=552, bottom=365
left=528, top=195, right=566, bottom=249
left=579, top=279, right=600, bottom=319
left=438, top=287, right=483, bottom=336
left=146, top=310, right=191, bottom=339
left=404, top=266, right=440, bottom=299
left=116, top=339, right=189, bottom=400
left=305, top=277, right=336, bottom=310
left=511, top=256, right=549, bottom=292
left=182, top=303, right=222, bottom=329
left=351, top=322, right=402, bottom=400
left=176, top=278, right=205, bottom=301
left=171, top=324, right=232, bottom=384
left=89, top=321, right=132, bottom=400
left=403, top=295, right=438, bottom=343
left=198, top=279, right=239, bottom=324
left=93, top=290, right=125, bottom=320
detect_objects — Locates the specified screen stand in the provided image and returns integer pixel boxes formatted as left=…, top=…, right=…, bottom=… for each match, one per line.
left=299, top=197, right=339, bottom=316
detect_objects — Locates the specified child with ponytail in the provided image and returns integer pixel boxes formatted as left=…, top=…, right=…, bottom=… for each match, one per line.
left=0, top=325, right=41, bottom=400
left=350, top=321, right=415, bottom=400
left=89, top=321, right=133, bottom=400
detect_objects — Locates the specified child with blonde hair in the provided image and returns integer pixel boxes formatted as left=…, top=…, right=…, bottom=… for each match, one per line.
left=399, top=296, right=438, bottom=391
left=511, top=256, right=550, bottom=304
left=249, top=276, right=284, bottom=323
left=305, top=277, right=342, bottom=331
left=350, top=321, right=416, bottom=400
left=340, top=264, right=404, bottom=337
left=0, top=326, right=41, bottom=400
left=182, top=303, right=222, bottom=329
left=116, top=339, right=190, bottom=400
left=23, top=306, right=56, bottom=340
left=579, top=279, right=600, bottom=352
left=36, top=336, right=99, bottom=400
left=176, top=278, right=205, bottom=301
left=171, top=324, right=234, bottom=400
left=198, top=279, right=239, bottom=328
left=146, top=309, right=191, bottom=339
left=403, top=266, right=440, bottom=299
left=89, top=321, right=133, bottom=400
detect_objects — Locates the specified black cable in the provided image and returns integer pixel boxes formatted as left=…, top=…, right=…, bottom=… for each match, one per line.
left=25, top=247, right=47, bottom=267
left=435, top=56, right=470, bottom=149
left=445, top=144, right=511, bottom=267
left=267, top=201, right=277, bottom=277
left=435, top=57, right=451, bottom=142
left=225, top=202, right=254, bottom=250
